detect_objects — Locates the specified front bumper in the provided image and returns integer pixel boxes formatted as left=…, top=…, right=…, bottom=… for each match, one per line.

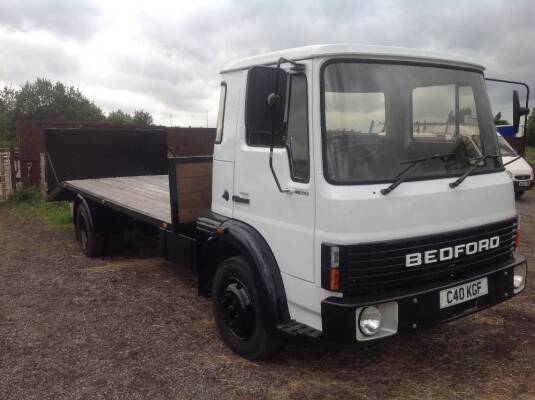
left=514, top=180, right=533, bottom=191
left=321, top=254, right=526, bottom=344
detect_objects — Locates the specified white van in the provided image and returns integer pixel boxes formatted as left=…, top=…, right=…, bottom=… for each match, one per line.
left=497, top=134, right=533, bottom=198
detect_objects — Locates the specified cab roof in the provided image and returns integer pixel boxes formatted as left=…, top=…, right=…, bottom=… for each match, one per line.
left=221, top=44, right=485, bottom=73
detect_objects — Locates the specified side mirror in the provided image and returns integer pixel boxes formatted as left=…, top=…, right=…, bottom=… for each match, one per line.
left=513, top=89, right=529, bottom=134
left=245, top=66, right=287, bottom=146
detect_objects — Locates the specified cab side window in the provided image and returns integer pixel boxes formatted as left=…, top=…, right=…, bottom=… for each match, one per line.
left=286, top=75, right=310, bottom=183
left=215, top=83, right=227, bottom=144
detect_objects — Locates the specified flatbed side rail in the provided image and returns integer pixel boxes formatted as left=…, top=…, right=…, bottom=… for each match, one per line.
left=168, top=156, right=213, bottom=232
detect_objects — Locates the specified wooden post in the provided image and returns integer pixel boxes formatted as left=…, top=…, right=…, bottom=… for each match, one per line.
left=0, top=151, right=5, bottom=200
left=9, top=146, right=16, bottom=192
left=40, top=153, right=47, bottom=196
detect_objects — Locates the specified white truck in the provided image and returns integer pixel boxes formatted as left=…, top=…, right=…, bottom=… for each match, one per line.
left=44, top=45, right=528, bottom=359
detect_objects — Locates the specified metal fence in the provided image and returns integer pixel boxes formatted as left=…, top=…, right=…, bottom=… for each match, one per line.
left=0, top=148, right=20, bottom=201
left=0, top=150, right=12, bottom=201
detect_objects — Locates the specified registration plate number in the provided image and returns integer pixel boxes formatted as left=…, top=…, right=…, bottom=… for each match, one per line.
left=439, top=277, right=488, bottom=309
left=519, top=181, right=531, bottom=187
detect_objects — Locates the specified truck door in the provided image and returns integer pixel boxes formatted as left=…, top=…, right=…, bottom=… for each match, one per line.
left=233, top=65, right=315, bottom=282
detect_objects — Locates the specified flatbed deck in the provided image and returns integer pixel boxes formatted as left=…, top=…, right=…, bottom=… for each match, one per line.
left=64, top=175, right=171, bottom=226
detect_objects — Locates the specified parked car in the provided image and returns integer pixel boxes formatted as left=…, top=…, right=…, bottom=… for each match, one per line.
left=497, top=134, right=533, bottom=199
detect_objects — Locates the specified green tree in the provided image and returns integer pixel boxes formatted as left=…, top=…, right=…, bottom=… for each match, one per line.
left=106, top=109, right=133, bottom=125
left=0, top=86, right=16, bottom=138
left=526, top=108, right=535, bottom=147
left=107, top=109, right=154, bottom=126
left=13, top=78, right=105, bottom=123
left=493, top=112, right=509, bottom=125
left=446, top=107, right=473, bottom=124
left=133, top=110, right=153, bottom=126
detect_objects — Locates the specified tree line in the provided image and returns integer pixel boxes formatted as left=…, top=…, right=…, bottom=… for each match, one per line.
left=527, top=109, right=535, bottom=147
left=0, top=78, right=154, bottom=142
left=2, top=77, right=534, bottom=149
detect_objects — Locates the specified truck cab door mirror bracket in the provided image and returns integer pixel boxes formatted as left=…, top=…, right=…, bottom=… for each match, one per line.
left=268, top=57, right=304, bottom=194
left=485, top=77, right=530, bottom=143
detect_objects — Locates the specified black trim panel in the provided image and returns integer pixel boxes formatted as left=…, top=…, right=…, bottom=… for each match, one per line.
left=322, top=217, right=518, bottom=295
left=322, top=253, right=526, bottom=343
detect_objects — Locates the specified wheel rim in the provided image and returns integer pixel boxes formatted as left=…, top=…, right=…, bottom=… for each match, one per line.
left=79, top=218, right=88, bottom=250
left=219, top=278, right=255, bottom=341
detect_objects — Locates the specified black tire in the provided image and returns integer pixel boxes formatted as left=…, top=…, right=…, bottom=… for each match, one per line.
left=515, top=190, right=525, bottom=200
left=212, top=256, right=283, bottom=359
left=76, top=205, right=105, bottom=257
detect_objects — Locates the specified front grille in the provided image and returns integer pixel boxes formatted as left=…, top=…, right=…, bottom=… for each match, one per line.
left=514, top=175, right=531, bottom=180
left=329, top=218, right=517, bottom=295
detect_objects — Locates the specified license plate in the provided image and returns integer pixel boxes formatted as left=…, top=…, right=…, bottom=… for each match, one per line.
left=439, top=277, right=488, bottom=309
left=519, top=181, right=531, bottom=187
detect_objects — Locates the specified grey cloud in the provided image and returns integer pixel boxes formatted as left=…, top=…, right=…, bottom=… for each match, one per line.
left=104, top=51, right=218, bottom=113
left=0, top=32, right=80, bottom=84
left=0, top=0, right=102, bottom=41
left=0, top=0, right=534, bottom=126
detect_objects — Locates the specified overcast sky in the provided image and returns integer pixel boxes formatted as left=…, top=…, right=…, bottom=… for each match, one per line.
left=0, top=0, right=533, bottom=126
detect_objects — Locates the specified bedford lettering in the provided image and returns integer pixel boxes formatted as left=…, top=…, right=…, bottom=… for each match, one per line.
left=405, top=236, right=500, bottom=267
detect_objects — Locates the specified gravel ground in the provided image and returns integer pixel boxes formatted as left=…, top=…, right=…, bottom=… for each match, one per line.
left=1, top=192, right=535, bottom=400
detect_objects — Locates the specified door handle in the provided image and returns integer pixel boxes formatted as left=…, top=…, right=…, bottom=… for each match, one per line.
left=232, top=195, right=250, bottom=204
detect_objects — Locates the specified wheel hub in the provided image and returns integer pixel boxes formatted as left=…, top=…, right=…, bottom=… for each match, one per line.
left=220, top=279, right=254, bottom=340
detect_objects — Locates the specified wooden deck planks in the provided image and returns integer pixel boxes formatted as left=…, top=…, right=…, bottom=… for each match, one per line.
left=65, top=175, right=172, bottom=224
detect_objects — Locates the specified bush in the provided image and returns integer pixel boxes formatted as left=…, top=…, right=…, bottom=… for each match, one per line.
left=7, top=186, right=37, bottom=202
left=1, top=186, right=71, bottom=228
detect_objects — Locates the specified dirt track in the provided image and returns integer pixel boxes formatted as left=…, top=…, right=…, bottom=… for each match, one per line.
left=1, top=193, right=535, bottom=400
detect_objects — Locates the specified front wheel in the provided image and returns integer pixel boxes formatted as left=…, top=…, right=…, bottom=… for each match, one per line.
left=212, top=256, right=283, bottom=359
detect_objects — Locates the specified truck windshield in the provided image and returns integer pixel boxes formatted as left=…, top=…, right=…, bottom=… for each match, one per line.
left=497, top=136, right=518, bottom=157
left=322, top=61, right=501, bottom=185
left=472, top=135, right=517, bottom=157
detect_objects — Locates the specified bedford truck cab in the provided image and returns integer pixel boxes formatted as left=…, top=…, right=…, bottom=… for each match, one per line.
left=46, top=44, right=528, bottom=359
left=209, top=44, right=527, bottom=353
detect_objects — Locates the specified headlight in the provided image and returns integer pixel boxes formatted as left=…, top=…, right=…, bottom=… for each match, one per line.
left=358, top=306, right=382, bottom=336
left=506, top=170, right=513, bottom=179
left=513, top=263, right=527, bottom=294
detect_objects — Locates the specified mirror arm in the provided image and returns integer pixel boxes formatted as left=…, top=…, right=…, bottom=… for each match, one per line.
left=485, top=77, right=530, bottom=151
left=268, top=57, right=303, bottom=194
left=269, top=149, right=292, bottom=194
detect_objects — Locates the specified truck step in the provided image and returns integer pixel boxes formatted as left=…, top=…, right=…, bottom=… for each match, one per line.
left=277, top=320, right=323, bottom=339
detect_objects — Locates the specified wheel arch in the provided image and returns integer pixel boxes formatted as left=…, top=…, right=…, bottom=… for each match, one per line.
left=73, top=195, right=95, bottom=238
left=198, top=219, right=291, bottom=327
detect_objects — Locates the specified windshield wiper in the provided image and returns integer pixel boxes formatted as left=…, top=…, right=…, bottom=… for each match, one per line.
left=503, top=155, right=521, bottom=167
left=449, top=154, right=501, bottom=189
left=381, top=153, right=456, bottom=195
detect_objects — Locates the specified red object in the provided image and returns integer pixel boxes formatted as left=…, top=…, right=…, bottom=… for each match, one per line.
left=330, top=268, right=340, bottom=291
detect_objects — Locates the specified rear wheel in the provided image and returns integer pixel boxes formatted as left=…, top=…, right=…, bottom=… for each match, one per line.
left=76, top=205, right=106, bottom=257
left=212, top=256, right=282, bottom=359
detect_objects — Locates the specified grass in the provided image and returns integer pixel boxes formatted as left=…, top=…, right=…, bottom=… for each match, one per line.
left=0, top=136, right=18, bottom=149
left=0, top=186, right=72, bottom=229
left=524, top=147, right=535, bottom=165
